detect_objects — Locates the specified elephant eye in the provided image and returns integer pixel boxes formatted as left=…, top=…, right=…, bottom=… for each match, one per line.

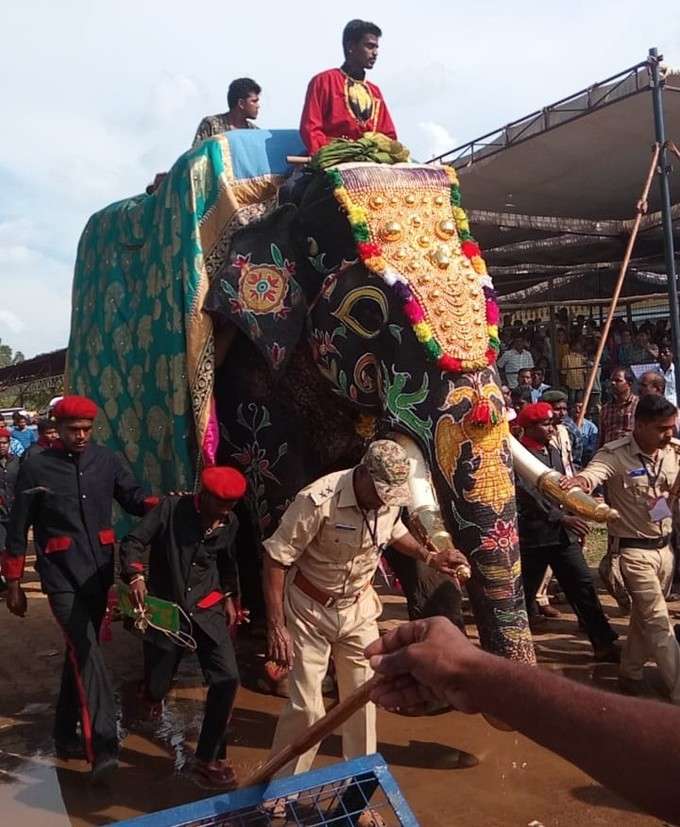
left=331, top=286, right=389, bottom=339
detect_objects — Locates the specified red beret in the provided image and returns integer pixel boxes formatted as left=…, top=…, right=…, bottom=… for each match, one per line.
left=516, top=402, right=553, bottom=429
left=0, top=428, right=11, bottom=439
left=53, top=395, right=98, bottom=420
left=201, top=466, right=247, bottom=500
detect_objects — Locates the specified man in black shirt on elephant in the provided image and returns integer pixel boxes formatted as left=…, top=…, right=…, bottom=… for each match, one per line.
left=119, top=465, right=247, bottom=790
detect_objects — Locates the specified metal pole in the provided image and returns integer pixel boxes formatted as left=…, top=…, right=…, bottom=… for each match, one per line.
left=649, top=47, right=680, bottom=376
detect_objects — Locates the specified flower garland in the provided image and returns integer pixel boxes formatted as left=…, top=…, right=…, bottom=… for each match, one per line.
left=326, top=166, right=501, bottom=375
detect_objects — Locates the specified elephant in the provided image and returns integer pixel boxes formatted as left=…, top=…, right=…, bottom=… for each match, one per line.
left=204, top=161, right=536, bottom=663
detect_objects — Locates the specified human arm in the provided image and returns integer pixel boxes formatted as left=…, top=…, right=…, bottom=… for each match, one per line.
left=113, top=454, right=159, bottom=517
left=191, top=117, right=212, bottom=149
left=262, top=493, right=324, bottom=667
left=558, top=447, right=618, bottom=493
left=366, top=617, right=680, bottom=825
left=2, top=462, right=40, bottom=616
left=374, top=92, right=397, bottom=140
left=119, top=498, right=170, bottom=608
left=390, top=526, right=468, bottom=580
left=299, top=74, right=331, bottom=155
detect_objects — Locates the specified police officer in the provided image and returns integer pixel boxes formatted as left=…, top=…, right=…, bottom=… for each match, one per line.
left=2, top=395, right=157, bottom=782
left=263, top=440, right=467, bottom=777
left=119, top=466, right=247, bottom=790
left=562, top=394, right=680, bottom=701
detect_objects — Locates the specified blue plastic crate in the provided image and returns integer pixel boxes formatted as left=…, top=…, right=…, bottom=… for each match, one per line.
left=115, top=753, right=419, bottom=826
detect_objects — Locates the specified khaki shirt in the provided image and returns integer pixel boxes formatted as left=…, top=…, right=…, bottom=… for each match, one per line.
left=578, top=435, right=680, bottom=539
left=551, top=424, right=575, bottom=477
left=263, top=469, right=408, bottom=597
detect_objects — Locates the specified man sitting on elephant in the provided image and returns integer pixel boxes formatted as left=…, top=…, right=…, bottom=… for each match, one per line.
left=300, top=19, right=397, bottom=155
left=262, top=440, right=467, bottom=777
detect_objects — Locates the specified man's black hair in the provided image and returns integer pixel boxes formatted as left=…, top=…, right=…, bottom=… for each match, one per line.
left=36, top=418, right=54, bottom=434
left=227, top=78, right=261, bottom=110
left=342, top=19, right=382, bottom=56
left=610, top=365, right=634, bottom=384
left=511, top=386, right=532, bottom=404
left=635, top=393, right=677, bottom=422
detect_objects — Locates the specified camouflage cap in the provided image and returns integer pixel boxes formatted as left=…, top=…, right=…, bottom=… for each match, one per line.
left=362, top=440, right=411, bottom=506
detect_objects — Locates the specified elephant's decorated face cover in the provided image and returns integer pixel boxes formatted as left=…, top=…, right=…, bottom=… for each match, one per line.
left=325, top=163, right=501, bottom=375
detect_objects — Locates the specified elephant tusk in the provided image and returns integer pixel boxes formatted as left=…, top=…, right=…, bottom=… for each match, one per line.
left=510, top=436, right=619, bottom=524
left=387, top=432, right=471, bottom=585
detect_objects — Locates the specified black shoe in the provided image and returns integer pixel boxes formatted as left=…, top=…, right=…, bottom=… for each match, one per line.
left=90, top=753, right=118, bottom=785
left=55, top=738, right=86, bottom=760
left=593, top=643, right=620, bottom=663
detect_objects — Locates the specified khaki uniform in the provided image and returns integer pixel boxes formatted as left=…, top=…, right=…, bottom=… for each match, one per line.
left=579, top=436, right=680, bottom=701
left=264, top=469, right=408, bottom=776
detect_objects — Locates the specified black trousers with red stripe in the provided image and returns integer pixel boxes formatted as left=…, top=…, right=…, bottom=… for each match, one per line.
left=143, top=626, right=239, bottom=763
left=48, top=590, right=118, bottom=762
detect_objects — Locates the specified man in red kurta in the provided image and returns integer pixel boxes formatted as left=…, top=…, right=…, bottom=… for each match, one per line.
left=300, top=19, right=397, bottom=155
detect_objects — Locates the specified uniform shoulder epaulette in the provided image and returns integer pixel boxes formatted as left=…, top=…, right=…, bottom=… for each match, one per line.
left=305, top=471, right=344, bottom=506
left=602, top=435, right=630, bottom=451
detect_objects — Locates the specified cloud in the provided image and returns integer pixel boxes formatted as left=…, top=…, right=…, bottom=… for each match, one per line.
left=0, top=310, right=24, bottom=335
left=417, top=122, right=458, bottom=161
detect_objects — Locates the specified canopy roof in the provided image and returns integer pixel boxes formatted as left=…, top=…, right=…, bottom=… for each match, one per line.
left=434, top=59, right=680, bottom=300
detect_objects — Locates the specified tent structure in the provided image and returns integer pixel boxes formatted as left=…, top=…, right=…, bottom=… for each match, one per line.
left=431, top=54, right=680, bottom=312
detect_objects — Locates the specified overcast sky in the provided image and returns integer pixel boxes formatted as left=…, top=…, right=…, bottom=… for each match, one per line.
left=1, top=1, right=678, bottom=358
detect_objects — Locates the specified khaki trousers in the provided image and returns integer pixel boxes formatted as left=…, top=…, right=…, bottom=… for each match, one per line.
left=619, top=546, right=680, bottom=703
left=269, top=578, right=381, bottom=777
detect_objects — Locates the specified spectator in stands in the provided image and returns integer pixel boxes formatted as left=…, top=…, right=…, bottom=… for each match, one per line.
left=10, top=412, right=37, bottom=453
left=571, top=399, right=599, bottom=466
left=561, top=338, right=588, bottom=405
left=659, top=345, right=677, bottom=406
left=638, top=370, right=665, bottom=399
left=530, top=367, right=551, bottom=402
left=599, top=367, right=638, bottom=447
left=497, top=336, right=534, bottom=388
left=517, top=368, right=533, bottom=390
left=542, top=389, right=582, bottom=472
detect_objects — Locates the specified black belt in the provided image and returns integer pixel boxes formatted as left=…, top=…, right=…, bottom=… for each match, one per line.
left=619, top=535, right=671, bottom=550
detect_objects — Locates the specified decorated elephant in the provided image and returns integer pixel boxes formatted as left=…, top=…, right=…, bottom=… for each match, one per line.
left=204, top=161, right=536, bottom=663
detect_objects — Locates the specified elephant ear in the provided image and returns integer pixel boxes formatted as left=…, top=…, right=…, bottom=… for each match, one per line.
left=204, top=204, right=306, bottom=372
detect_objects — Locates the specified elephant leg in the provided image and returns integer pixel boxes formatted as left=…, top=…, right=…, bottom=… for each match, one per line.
left=382, top=546, right=464, bottom=629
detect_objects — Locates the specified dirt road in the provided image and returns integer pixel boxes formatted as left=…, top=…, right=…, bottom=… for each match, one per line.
left=0, top=579, right=667, bottom=826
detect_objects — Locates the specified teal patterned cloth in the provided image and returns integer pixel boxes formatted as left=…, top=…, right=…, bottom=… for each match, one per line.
left=67, top=130, right=301, bottom=502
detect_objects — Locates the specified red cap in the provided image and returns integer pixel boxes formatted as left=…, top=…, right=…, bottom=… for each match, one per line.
left=201, top=466, right=247, bottom=500
left=516, top=401, right=553, bottom=428
left=53, top=395, right=98, bottom=420
left=0, top=428, right=11, bottom=439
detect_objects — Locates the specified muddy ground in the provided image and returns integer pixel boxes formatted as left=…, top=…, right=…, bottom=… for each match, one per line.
left=0, top=545, right=672, bottom=826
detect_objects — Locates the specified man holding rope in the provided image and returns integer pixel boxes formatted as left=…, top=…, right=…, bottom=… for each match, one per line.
left=119, top=465, right=247, bottom=789
left=263, top=439, right=467, bottom=777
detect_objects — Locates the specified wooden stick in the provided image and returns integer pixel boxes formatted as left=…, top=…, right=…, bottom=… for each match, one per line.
left=242, top=673, right=513, bottom=788
left=577, top=143, right=661, bottom=427
left=243, top=674, right=382, bottom=787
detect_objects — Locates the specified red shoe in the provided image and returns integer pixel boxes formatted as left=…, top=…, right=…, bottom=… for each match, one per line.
left=192, top=759, right=238, bottom=790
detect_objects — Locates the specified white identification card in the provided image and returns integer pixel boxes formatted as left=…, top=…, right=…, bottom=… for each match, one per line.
left=648, top=496, right=672, bottom=522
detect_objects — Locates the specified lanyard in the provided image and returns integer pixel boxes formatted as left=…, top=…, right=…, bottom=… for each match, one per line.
left=359, top=508, right=379, bottom=549
left=639, top=454, right=662, bottom=494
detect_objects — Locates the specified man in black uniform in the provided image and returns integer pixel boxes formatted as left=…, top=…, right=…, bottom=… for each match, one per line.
left=0, top=427, right=20, bottom=590
left=2, top=395, right=157, bottom=782
left=22, top=418, right=59, bottom=461
left=515, top=402, right=619, bottom=661
left=119, top=465, right=246, bottom=789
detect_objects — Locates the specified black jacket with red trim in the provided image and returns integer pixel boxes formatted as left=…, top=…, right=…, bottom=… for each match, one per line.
left=0, top=454, right=20, bottom=523
left=118, top=495, right=239, bottom=649
left=2, top=442, right=157, bottom=593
